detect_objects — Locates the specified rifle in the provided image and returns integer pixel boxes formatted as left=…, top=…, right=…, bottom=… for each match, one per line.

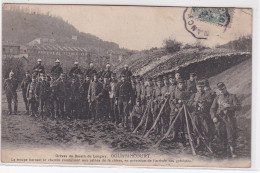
left=142, top=101, right=153, bottom=135
left=144, top=97, right=169, bottom=138
left=133, top=99, right=152, bottom=134
left=154, top=104, right=184, bottom=147
left=183, top=104, right=196, bottom=156
left=185, top=107, right=213, bottom=153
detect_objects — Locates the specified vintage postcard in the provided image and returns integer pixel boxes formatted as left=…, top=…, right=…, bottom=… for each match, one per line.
left=1, top=4, right=252, bottom=168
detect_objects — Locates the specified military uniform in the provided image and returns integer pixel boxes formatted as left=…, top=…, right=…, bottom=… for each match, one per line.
left=85, top=68, right=97, bottom=80
left=69, top=66, right=82, bottom=78
left=26, top=78, right=38, bottom=116
left=187, top=79, right=197, bottom=94
left=189, top=86, right=213, bottom=147
left=210, top=83, right=240, bottom=156
left=101, top=81, right=111, bottom=120
left=143, top=78, right=154, bottom=130
left=33, top=64, right=45, bottom=75
left=4, top=77, right=18, bottom=114
left=121, top=68, right=132, bottom=80
left=49, top=78, right=59, bottom=118
left=130, top=98, right=143, bottom=130
left=169, top=80, right=190, bottom=143
left=57, top=78, right=70, bottom=118
left=109, top=78, right=119, bottom=123
left=51, top=65, right=63, bottom=78
left=152, top=78, right=169, bottom=135
left=135, top=81, right=142, bottom=101
left=78, top=80, right=90, bottom=119
left=36, top=79, right=51, bottom=118
left=115, top=77, right=133, bottom=128
left=102, top=69, right=113, bottom=79
left=21, top=75, right=32, bottom=113
left=88, top=78, right=103, bottom=121
left=70, top=80, right=80, bottom=118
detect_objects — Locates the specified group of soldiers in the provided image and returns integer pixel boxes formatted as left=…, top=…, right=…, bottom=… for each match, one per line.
left=3, top=58, right=241, bottom=158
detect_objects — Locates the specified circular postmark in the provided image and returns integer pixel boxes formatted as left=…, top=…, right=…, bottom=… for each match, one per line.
left=183, top=7, right=232, bottom=39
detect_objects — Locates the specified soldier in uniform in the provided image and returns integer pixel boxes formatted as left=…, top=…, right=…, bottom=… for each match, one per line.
left=49, top=74, right=59, bottom=118
left=109, top=73, right=119, bottom=124
left=26, top=74, right=38, bottom=117
left=57, top=73, right=70, bottom=119
left=135, top=76, right=142, bottom=103
left=51, top=59, right=63, bottom=78
left=21, top=71, right=32, bottom=114
left=171, top=79, right=191, bottom=145
left=161, top=76, right=170, bottom=134
left=168, top=74, right=176, bottom=99
left=82, top=75, right=91, bottom=119
left=187, top=73, right=197, bottom=95
left=152, top=76, right=169, bottom=135
left=88, top=73, right=103, bottom=122
left=85, top=63, right=97, bottom=80
left=121, top=64, right=132, bottom=81
left=173, top=70, right=182, bottom=85
left=32, top=59, right=45, bottom=75
left=129, top=98, right=143, bottom=130
left=102, top=64, right=113, bottom=79
left=101, top=73, right=111, bottom=120
left=204, top=79, right=217, bottom=103
left=143, top=77, right=154, bottom=130
left=69, top=61, right=82, bottom=79
left=189, top=80, right=213, bottom=149
left=115, top=74, right=133, bottom=128
left=36, top=74, right=51, bottom=119
left=70, top=77, right=79, bottom=118
left=210, top=82, right=241, bottom=158
left=77, top=76, right=89, bottom=119
left=4, top=71, right=19, bottom=115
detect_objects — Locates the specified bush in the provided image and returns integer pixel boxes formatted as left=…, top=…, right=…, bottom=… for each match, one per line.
left=163, top=39, right=182, bottom=53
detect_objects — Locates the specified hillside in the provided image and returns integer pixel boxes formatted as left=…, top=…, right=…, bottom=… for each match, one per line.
left=209, top=59, right=252, bottom=157
left=209, top=58, right=252, bottom=118
left=2, top=10, right=123, bottom=53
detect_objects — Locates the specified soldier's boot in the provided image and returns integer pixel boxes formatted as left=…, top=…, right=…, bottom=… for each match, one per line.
left=13, top=101, right=18, bottom=115
left=8, top=102, right=12, bottom=115
left=230, top=146, right=237, bottom=158
left=25, top=106, right=29, bottom=115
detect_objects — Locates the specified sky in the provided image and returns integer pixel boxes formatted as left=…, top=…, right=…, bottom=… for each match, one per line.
left=3, top=4, right=252, bottom=50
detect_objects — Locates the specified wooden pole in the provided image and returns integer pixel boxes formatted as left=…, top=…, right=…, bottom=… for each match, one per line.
left=154, top=104, right=184, bottom=147
left=184, top=104, right=196, bottom=156
left=186, top=107, right=213, bottom=153
left=132, top=99, right=152, bottom=134
left=144, top=97, right=169, bottom=138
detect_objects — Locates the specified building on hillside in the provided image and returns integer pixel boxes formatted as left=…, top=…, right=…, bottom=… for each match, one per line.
left=2, top=41, right=21, bottom=58
left=28, top=38, right=55, bottom=46
left=27, top=44, right=92, bottom=71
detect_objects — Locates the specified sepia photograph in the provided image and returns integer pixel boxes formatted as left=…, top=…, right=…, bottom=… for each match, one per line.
left=1, top=3, right=253, bottom=168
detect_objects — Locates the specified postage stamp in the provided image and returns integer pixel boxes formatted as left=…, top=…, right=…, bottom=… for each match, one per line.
left=183, top=7, right=233, bottom=39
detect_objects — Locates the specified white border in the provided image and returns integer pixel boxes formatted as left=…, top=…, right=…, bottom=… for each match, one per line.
left=0, top=0, right=259, bottom=173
